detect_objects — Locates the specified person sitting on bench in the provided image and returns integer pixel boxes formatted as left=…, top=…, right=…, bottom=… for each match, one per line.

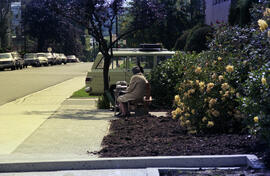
left=116, top=66, right=148, bottom=117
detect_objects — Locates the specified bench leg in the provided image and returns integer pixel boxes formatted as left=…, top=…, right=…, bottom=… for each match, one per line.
left=143, top=102, right=150, bottom=115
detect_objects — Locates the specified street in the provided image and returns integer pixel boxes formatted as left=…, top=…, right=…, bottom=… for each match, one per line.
left=0, top=62, right=92, bottom=106
left=0, top=62, right=113, bottom=157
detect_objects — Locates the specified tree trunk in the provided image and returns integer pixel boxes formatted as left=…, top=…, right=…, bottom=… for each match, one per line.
left=103, top=54, right=111, bottom=92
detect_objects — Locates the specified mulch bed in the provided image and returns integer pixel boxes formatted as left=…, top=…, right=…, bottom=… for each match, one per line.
left=94, top=114, right=262, bottom=158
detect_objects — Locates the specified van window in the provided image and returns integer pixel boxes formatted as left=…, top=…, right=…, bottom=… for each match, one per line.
left=128, top=56, right=154, bottom=70
left=96, top=58, right=104, bottom=69
left=97, top=56, right=128, bottom=69
left=110, top=56, right=127, bottom=70
left=127, top=56, right=139, bottom=69
left=137, top=56, right=154, bottom=69
left=157, top=55, right=171, bottom=64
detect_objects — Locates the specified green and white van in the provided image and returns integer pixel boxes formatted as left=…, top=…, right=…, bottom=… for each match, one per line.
left=85, top=47, right=175, bottom=94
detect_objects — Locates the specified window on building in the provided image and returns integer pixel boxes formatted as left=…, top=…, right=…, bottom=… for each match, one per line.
left=213, top=0, right=229, bottom=6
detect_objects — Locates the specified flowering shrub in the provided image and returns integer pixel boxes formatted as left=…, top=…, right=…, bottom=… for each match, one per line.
left=151, top=4, right=270, bottom=139
left=171, top=53, right=244, bottom=134
left=240, top=7, right=270, bottom=146
left=241, top=62, right=270, bottom=141
left=209, top=5, right=270, bottom=90
left=148, top=52, right=198, bottom=108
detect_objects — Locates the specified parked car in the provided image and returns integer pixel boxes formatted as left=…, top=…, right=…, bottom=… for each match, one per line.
left=59, top=53, right=67, bottom=64
left=24, top=53, right=48, bottom=67
left=36, top=53, right=49, bottom=66
left=11, top=52, right=25, bottom=69
left=85, top=45, right=175, bottom=94
left=52, top=53, right=62, bottom=65
left=44, top=52, right=56, bottom=65
left=0, top=52, right=17, bottom=70
left=67, top=55, right=79, bottom=63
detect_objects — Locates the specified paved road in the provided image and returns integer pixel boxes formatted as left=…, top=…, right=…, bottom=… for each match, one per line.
left=0, top=62, right=92, bottom=106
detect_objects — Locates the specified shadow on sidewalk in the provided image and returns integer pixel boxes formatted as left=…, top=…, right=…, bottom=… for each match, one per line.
left=24, top=109, right=115, bottom=121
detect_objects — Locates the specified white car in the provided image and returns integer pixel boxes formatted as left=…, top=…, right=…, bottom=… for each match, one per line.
left=0, top=52, right=17, bottom=70
left=67, top=55, right=79, bottom=63
left=43, top=52, right=56, bottom=65
left=52, top=53, right=62, bottom=65
left=58, top=53, right=67, bottom=64
left=36, top=53, right=49, bottom=66
left=24, top=53, right=48, bottom=67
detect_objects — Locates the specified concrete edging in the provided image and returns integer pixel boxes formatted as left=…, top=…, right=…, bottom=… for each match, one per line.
left=0, top=155, right=264, bottom=172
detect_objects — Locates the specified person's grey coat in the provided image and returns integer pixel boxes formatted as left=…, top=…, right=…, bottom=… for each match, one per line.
left=117, top=73, right=148, bottom=103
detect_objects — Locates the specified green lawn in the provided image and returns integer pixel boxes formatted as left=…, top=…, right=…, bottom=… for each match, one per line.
left=70, top=87, right=99, bottom=98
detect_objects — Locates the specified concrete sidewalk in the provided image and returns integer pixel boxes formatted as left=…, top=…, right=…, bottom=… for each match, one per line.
left=12, top=99, right=114, bottom=158
left=0, top=76, right=114, bottom=159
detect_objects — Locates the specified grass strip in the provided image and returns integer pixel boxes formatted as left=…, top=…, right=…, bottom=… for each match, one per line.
left=70, top=87, right=99, bottom=98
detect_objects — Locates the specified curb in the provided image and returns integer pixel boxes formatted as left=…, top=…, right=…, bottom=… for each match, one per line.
left=0, top=155, right=264, bottom=172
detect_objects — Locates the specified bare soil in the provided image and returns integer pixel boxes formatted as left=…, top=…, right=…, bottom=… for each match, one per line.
left=95, top=114, right=261, bottom=157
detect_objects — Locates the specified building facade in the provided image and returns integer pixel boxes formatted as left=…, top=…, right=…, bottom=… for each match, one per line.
left=11, top=1, right=22, bottom=51
left=205, top=0, right=235, bottom=25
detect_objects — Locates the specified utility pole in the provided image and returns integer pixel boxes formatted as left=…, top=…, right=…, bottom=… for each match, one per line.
left=21, top=0, right=27, bottom=52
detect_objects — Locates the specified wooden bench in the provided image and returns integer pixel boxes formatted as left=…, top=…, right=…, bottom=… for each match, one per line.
left=128, top=83, right=153, bottom=116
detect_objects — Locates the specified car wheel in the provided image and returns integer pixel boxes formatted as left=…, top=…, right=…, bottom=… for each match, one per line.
left=11, top=66, right=15, bottom=70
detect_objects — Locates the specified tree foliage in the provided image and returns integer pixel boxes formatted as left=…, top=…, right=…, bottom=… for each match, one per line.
left=228, top=0, right=259, bottom=26
left=0, top=2, right=11, bottom=51
left=121, top=0, right=205, bottom=49
left=174, top=24, right=214, bottom=52
left=44, top=0, right=165, bottom=92
left=24, top=0, right=84, bottom=55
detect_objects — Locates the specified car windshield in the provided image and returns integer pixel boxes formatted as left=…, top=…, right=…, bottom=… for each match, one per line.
left=11, top=53, right=19, bottom=58
left=45, top=53, right=52, bottom=57
left=24, top=53, right=36, bottom=58
left=68, top=55, right=75, bottom=59
left=0, top=53, right=12, bottom=59
left=37, top=54, right=46, bottom=57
